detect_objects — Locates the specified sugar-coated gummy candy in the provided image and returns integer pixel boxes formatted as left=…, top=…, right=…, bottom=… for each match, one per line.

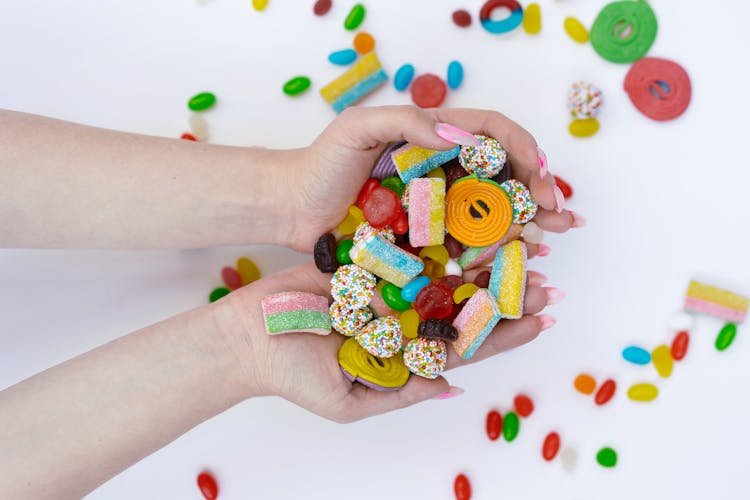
left=574, top=373, right=597, bottom=395
left=453, top=283, right=479, bottom=305
left=381, top=176, right=405, bottom=197
left=331, top=264, right=376, bottom=307
left=521, top=221, right=544, bottom=244
left=197, top=471, right=219, bottom=500
left=414, top=282, right=454, bottom=320
left=251, top=0, right=268, bottom=11
left=313, top=0, right=331, bottom=16
left=410, top=74, right=447, bottom=108
left=355, top=316, right=403, bottom=358
left=330, top=301, right=372, bottom=336
left=344, top=3, right=365, bottom=30
left=651, top=344, right=673, bottom=378
left=319, top=52, right=387, bottom=113
left=188, top=92, right=216, bottom=111
left=399, top=309, right=420, bottom=339
left=590, top=0, right=657, bottom=64
left=459, top=135, right=506, bottom=178
left=401, top=276, right=430, bottom=303
left=553, top=175, right=573, bottom=199
left=671, top=331, right=689, bottom=361
left=596, top=447, right=618, bottom=468
left=542, top=432, right=560, bottom=461
left=353, top=32, right=375, bottom=54
left=419, top=245, right=450, bottom=266
left=283, top=76, right=311, bottom=96
left=189, top=113, right=208, bottom=141
left=716, top=323, right=737, bottom=351
left=381, top=282, right=412, bottom=312
left=473, top=271, right=491, bottom=289
left=454, top=473, right=472, bottom=500
left=328, top=48, right=358, bottom=66
left=569, top=118, right=600, bottom=138
left=627, top=382, right=659, bottom=402
left=209, top=287, right=230, bottom=303
left=595, top=379, right=616, bottom=405
left=353, top=222, right=395, bottom=245
left=563, top=16, right=588, bottom=44
left=503, top=411, right=520, bottom=442
left=418, top=318, right=458, bottom=341
left=221, top=266, right=242, bottom=290
left=513, top=394, right=534, bottom=418
left=363, top=186, right=401, bottom=228
left=560, top=447, right=578, bottom=472
left=486, top=409, right=503, bottom=441
left=568, top=81, right=603, bottom=120
left=522, top=3, right=541, bottom=34
left=261, top=292, right=331, bottom=336
left=338, top=205, right=365, bottom=235
left=403, top=337, right=447, bottom=379
left=622, top=345, right=651, bottom=365
left=336, top=239, right=354, bottom=265
left=314, top=233, right=339, bottom=273
left=180, top=133, right=197, bottom=141
left=446, top=61, right=464, bottom=90
left=452, top=9, right=472, bottom=28
left=394, top=64, right=415, bottom=92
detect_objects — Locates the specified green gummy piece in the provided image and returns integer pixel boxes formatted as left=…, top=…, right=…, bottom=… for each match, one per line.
left=716, top=322, right=737, bottom=351
left=265, top=310, right=330, bottom=333
left=590, top=0, right=658, bottom=64
left=596, top=447, right=618, bottom=467
left=283, top=76, right=311, bottom=96
left=209, top=287, right=231, bottom=303
left=188, top=92, right=216, bottom=111
left=503, top=411, right=520, bottom=442
left=336, top=239, right=354, bottom=265
left=344, top=3, right=365, bottom=30
left=381, top=176, right=405, bottom=197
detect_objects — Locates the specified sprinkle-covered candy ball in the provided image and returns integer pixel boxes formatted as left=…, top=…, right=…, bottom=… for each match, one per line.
left=330, top=264, right=376, bottom=307
left=567, top=81, right=603, bottom=120
left=355, top=316, right=403, bottom=358
left=353, top=221, right=395, bottom=245
left=500, top=179, right=538, bottom=224
left=458, top=135, right=507, bottom=178
left=403, top=337, right=448, bottom=379
left=330, top=302, right=373, bottom=336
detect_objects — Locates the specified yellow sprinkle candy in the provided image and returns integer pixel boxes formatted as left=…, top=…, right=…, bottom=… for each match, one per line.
left=419, top=245, right=450, bottom=266
left=651, top=345, right=673, bottom=378
left=453, top=283, right=479, bottom=304
left=426, top=166, right=446, bottom=181
left=568, top=118, right=600, bottom=137
left=564, top=16, right=589, bottom=44
left=627, top=383, right=659, bottom=402
left=337, top=205, right=365, bottom=235
left=523, top=3, right=542, bottom=34
left=252, top=0, right=269, bottom=11
left=400, top=309, right=420, bottom=339
left=236, top=257, right=261, bottom=285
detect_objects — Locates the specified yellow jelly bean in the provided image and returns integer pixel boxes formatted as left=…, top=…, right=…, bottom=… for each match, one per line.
left=337, top=205, right=365, bottom=235
left=564, top=16, right=589, bottom=44
left=426, top=166, right=446, bottom=181
left=651, top=345, right=673, bottom=378
left=236, top=257, right=261, bottom=285
left=453, top=283, right=479, bottom=304
left=627, top=383, right=659, bottom=402
left=523, top=3, right=542, bottom=35
left=419, top=245, right=450, bottom=266
left=400, top=309, right=420, bottom=339
left=252, top=0, right=269, bottom=11
left=568, top=118, right=600, bottom=138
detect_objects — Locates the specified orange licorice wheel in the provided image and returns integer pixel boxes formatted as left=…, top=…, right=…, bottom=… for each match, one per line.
left=445, top=175, right=513, bottom=247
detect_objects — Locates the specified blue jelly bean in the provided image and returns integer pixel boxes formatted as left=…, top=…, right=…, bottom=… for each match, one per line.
left=394, top=64, right=415, bottom=92
left=622, top=346, right=651, bottom=365
left=328, top=49, right=358, bottom=66
left=447, top=61, right=464, bottom=90
left=401, top=276, right=431, bottom=302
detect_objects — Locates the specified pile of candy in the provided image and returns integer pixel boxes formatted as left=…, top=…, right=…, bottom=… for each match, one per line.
left=208, top=256, right=261, bottom=303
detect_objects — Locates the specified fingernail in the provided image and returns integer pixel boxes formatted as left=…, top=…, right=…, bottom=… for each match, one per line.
left=537, top=244, right=551, bottom=257
left=435, top=123, right=480, bottom=147
left=433, top=386, right=465, bottom=400
left=527, top=272, right=548, bottom=286
left=537, top=147, right=548, bottom=180
left=571, top=211, right=587, bottom=228
left=553, top=186, right=565, bottom=213
left=538, top=314, right=557, bottom=331
left=544, top=287, right=566, bottom=305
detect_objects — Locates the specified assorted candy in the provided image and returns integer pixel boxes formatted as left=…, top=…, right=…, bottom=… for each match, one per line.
left=567, top=82, right=603, bottom=138
left=209, top=256, right=262, bottom=302
left=624, top=57, right=692, bottom=122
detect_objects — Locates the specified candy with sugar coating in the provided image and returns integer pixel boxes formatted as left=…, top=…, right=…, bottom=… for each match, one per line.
left=684, top=280, right=748, bottom=323
left=261, top=291, right=331, bottom=335
left=330, top=264, right=376, bottom=307
left=452, top=288, right=502, bottom=359
left=320, top=52, right=387, bottom=113
left=355, top=316, right=403, bottom=358
left=408, top=178, right=445, bottom=247
left=403, top=337, right=447, bottom=379
left=391, top=142, right=460, bottom=184
left=488, top=240, right=527, bottom=319
left=349, top=232, right=424, bottom=288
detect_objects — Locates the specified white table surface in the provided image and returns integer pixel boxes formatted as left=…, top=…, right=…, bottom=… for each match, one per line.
left=2, top=1, right=749, bottom=499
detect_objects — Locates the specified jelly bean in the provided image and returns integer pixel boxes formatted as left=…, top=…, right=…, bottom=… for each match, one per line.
left=353, top=32, right=375, bottom=54
left=553, top=175, right=573, bottom=199
left=444, top=259, right=462, bottom=277
left=418, top=318, right=458, bottom=341
left=356, top=178, right=381, bottom=209
left=486, top=409, right=503, bottom=441
left=513, top=394, right=534, bottom=418
left=394, top=64, right=415, bottom=92
left=542, top=432, right=560, bottom=461
left=426, top=166, right=446, bottom=181
left=391, top=210, right=409, bottom=235
left=337, top=205, right=365, bottom=235
left=452, top=9, right=472, bottom=28
left=574, top=373, right=596, bottom=395
left=414, top=283, right=454, bottom=320
left=564, top=16, right=588, bottom=44
left=189, top=113, right=208, bottom=141
left=221, top=266, right=242, bottom=290
left=180, top=132, right=198, bottom=141
left=313, top=0, right=331, bottom=16
left=188, top=92, right=216, bottom=111
left=410, top=74, right=447, bottom=109
left=197, top=471, right=219, bottom=500
left=522, top=3, right=541, bottom=35
left=422, top=258, right=446, bottom=280
left=453, top=283, right=479, bottom=305
left=716, top=322, right=737, bottom=351
left=568, top=118, right=600, bottom=138
left=336, top=239, right=354, bottom=265
left=473, top=271, right=491, bottom=289
left=381, top=282, right=412, bottom=312
left=503, top=411, right=520, bottom=442
left=328, top=49, right=358, bottom=66
left=596, top=447, right=617, bottom=468
left=251, top=0, right=268, bottom=11
left=344, top=4, right=365, bottom=31
left=282, top=76, right=311, bottom=96
left=399, top=309, right=420, bottom=339
left=381, top=176, right=405, bottom=197
left=362, top=187, right=400, bottom=228
left=627, top=383, right=658, bottom=402
left=439, top=275, right=464, bottom=290
left=314, top=233, right=339, bottom=273
left=444, top=234, right=464, bottom=259
left=651, top=344, right=673, bottom=378
left=560, top=447, right=578, bottom=472
left=671, top=331, right=689, bottom=361
left=401, top=276, right=430, bottom=302
left=454, top=473, right=472, bottom=500
left=594, top=379, right=616, bottom=405
left=446, top=61, right=464, bottom=90
left=237, top=257, right=261, bottom=285
left=622, top=346, right=651, bottom=365
left=209, top=287, right=230, bottom=303
left=419, top=245, right=450, bottom=266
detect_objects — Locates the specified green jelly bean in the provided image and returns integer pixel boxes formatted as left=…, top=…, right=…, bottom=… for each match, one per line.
left=336, top=239, right=354, bottom=265
left=209, top=287, right=230, bottom=303
left=283, top=76, right=311, bottom=96
left=503, top=411, right=520, bottom=442
left=344, top=3, right=366, bottom=31
left=596, top=447, right=618, bottom=467
left=381, top=176, right=405, bottom=197
left=716, top=322, right=737, bottom=351
left=590, top=0, right=657, bottom=64
left=188, top=92, right=216, bottom=111
left=381, top=282, right=412, bottom=312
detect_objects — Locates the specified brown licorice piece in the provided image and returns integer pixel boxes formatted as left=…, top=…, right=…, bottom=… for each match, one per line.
left=418, top=318, right=459, bottom=341
left=313, top=233, right=339, bottom=273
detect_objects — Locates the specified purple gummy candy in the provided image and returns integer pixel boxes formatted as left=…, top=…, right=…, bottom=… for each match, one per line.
left=371, top=141, right=407, bottom=180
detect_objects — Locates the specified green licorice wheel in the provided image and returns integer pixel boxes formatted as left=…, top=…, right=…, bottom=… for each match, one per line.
left=188, top=92, right=216, bottom=111
left=590, top=0, right=657, bottom=64
left=282, top=76, right=311, bottom=96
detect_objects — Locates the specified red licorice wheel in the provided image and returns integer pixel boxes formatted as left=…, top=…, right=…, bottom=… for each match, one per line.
left=411, top=74, right=448, bottom=108
left=624, top=57, right=692, bottom=121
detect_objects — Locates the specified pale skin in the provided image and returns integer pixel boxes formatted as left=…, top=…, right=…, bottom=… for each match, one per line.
left=0, top=106, right=583, bottom=498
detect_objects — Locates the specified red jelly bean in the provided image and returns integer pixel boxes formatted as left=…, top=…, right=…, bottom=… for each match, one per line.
left=513, top=394, right=534, bottom=418
left=542, top=432, right=560, bottom=461
left=595, top=379, right=616, bottom=406
left=181, top=133, right=198, bottom=141
left=221, top=266, right=242, bottom=290
left=671, top=330, right=690, bottom=361
left=553, top=175, right=573, bottom=199
left=313, top=0, right=332, bottom=16
left=391, top=208, right=409, bottom=235
left=414, top=282, right=454, bottom=320
left=486, top=409, right=503, bottom=441
left=197, top=471, right=219, bottom=500
left=452, top=9, right=472, bottom=28
left=362, top=186, right=400, bottom=229
left=473, top=270, right=491, bottom=289
left=411, top=74, right=448, bottom=108
left=356, top=178, right=381, bottom=209
left=454, top=473, right=472, bottom=500
left=439, top=275, right=464, bottom=290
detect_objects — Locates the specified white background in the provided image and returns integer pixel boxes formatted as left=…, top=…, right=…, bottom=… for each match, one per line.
left=2, top=1, right=749, bottom=499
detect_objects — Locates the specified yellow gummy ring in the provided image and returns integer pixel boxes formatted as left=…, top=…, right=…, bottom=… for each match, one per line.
left=445, top=176, right=513, bottom=247
left=338, top=337, right=410, bottom=390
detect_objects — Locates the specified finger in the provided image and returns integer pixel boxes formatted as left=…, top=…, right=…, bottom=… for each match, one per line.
left=523, top=285, right=549, bottom=316
left=460, top=268, right=547, bottom=286
left=532, top=208, right=578, bottom=233
left=341, top=375, right=451, bottom=421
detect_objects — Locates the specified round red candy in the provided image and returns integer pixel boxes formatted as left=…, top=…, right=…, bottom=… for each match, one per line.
left=553, top=175, right=573, bottom=199
left=410, top=74, right=448, bottom=108
left=414, top=282, right=454, bottom=320
left=452, top=9, right=472, bottom=27
left=439, top=275, right=464, bottom=290
left=486, top=409, right=503, bottom=441
left=624, top=57, right=692, bottom=121
left=513, top=394, right=534, bottom=418
left=362, top=186, right=400, bottom=228
left=197, top=471, right=219, bottom=500
left=454, top=473, right=472, bottom=500
left=356, top=178, right=381, bottom=209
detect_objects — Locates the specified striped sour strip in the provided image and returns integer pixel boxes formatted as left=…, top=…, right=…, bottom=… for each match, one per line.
left=261, top=291, right=331, bottom=335
left=488, top=240, right=527, bottom=319
left=684, top=280, right=748, bottom=323
left=320, top=52, right=388, bottom=113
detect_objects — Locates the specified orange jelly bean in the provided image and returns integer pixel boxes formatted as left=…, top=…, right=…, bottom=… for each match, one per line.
left=574, top=373, right=596, bottom=395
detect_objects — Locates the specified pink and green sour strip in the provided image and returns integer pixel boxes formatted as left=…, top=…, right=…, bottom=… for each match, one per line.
left=452, top=289, right=502, bottom=359
left=261, top=291, right=332, bottom=335
left=408, top=178, right=446, bottom=247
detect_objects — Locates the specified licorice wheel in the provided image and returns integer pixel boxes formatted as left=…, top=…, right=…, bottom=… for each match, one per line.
left=338, top=337, right=410, bottom=391
left=624, top=57, right=692, bottom=121
left=590, top=0, right=658, bottom=64
left=445, top=176, right=513, bottom=247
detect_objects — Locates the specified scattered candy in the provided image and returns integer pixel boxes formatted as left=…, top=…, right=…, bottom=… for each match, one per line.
left=330, top=301, right=372, bottom=336
left=180, top=133, right=198, bottom=141
left=452, top=289, right=502, bottom=359
left=418, top=318, right=459, bottom=341
left=567, top=81, right=603, bottom=120
left=454, top=473, right=472, bottom=500
left=344, top=3, right=366, bottom=31
left=330, top=264, right=376, bottom=307
left=453, top=283, right=479, bottom=305
left=627, top=382, right=659, bottom=402
left=489, top=241, right=527, bottom=320
left=624, top=57, right=692, bottom=121
left=480, top=0, right=524, bottom=35
left=684, top=280, right=747, bottom=323
left=457, top=243, right=499, bottom=271
left=320, top=52, right=387, bottom=113
left=596, top=446, right=618, bottom=468
left=503, top=411, right=520, bottom=442
left=401, top=275, right=431, bottom=303
left=671, top=331, right=690, bottom=361
left=459, top=135, right=507, bottom=178
left=716, top=322, right=737, bottom=352
left=574, top=373, right=597, bottom=395
left=446, top=61, right=464, bottom=90
left=445, top=176, right=514, bottom=247
left=251, top=0, right=268, bottom=11
left=452, top=9, right=472, bottom=28
left=414, top=282, right=454, bottom=320
left=520, top=221, right=543, bottom=244
left=595, top=379, right=616, bottom=405
left=391, top=142, right=460, bottom=184
left=622, top=346, right=651, bottom=365
left=209, top=287, right=230, bottom=303
left=237, top=257, right=261, bottom=285
left=313, top=0, right=332, bottom=16
left=353, top=32, right=375, bottom=54
left=590, top=0, right=657, bottom=63
left=314, top=233, right=339, bottom=273
left=399, top=309, right=420, bottom=339
left=261, top=291, right=331, bottom=335
left=568, top=118, right=600, bottom=138
left=408, top=178, right=446, bottom=247
left=410, top=74, right=448, bottom=108
left=667, top=310, right=695, bottom=331
left=197, top=471, right=219, bottom=500
left=221, top=267, right=242, bottom=290
left=560, top=447, right=578, bottom=472
left=355, top=316, right=403, bottom=358
left=336, top=239, right=354, bottom=265
left=542, top=432, right=560, bottom=461
left=651, top=344, right=673, bottom=378
left=188, top=92, right=216, bottom=111
left=522, top=3, right=541, bottom=34
left=500, top=179, right=537, bottom=224
left=189, top=113, right=208, bottom=141
left=486, top=410, right=503, bottom=441
left=513, top=394, right=534, bottom=418
left=282, top=76, right=312, bottom=96
left=563, top=16, right=589, bottom=44
left=339, top=337, right=410, bottom=391
left=393, top=64, right=415, bottom=92
left=349, top=231, right=424, bottom=287
left=553, top=175, right=573, bottom=199
left=328, top=48, right=358, bottom=66
left=381, top=282, right=412, bottom=312
left=403, top=337, right=448, bottom=379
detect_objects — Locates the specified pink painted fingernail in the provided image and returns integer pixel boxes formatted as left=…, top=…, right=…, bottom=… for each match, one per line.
left=553, top=186, right=565, bottom=213
left=537, top=147, right=548, bottom=180
left=433, top=386, right=465, bottom=400
left=435, top=123, right=480, bottom=147
left=527, top=272, right=548, bottom=286
left=537, top=244, right=551, bottom=257
left=544, top=287, right=566, bottom=305
left=538, top=314, right=557, bottom=331
left=571, top=211, right=587, bottom=228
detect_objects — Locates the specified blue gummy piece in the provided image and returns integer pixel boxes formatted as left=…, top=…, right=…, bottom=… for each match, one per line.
left=622, top=346, right=652, bottom=365
left=480, top=8, right=523, bottom=34
left=328, top=48, right=358, bottom=66
left=447, top=60, right=463, bottom=90
left=394, top=63, right=415, bottom=91
left=401, top=275, right=430, bottom=303
left=331, top=69, right=388, bottom=113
